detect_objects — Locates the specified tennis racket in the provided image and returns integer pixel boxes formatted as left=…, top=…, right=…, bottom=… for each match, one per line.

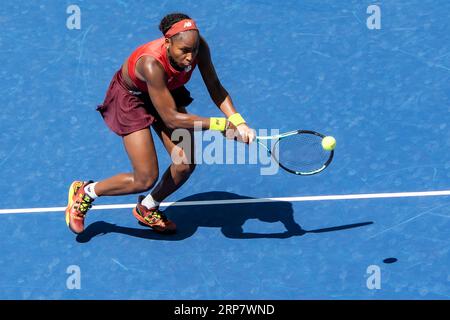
left=256, top=130, right=334, bottom=175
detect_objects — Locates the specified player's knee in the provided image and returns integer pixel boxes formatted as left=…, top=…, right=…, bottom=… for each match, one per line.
left=174, top=163, right=196, bottom=176
left=133, top=172, right=159, bottom=192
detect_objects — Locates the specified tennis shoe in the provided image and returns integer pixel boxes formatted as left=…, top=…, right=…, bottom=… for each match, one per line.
left=132, top=195, right=176, bottom=233
left=65, top=180, right=95, bottom=234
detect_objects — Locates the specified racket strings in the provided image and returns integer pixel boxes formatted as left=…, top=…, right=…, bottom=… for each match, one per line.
left=273, top=133, right=331, bottom=173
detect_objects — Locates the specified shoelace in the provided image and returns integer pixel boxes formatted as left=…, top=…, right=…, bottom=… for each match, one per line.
left=74, top=195, right=93, bottom=216
left=144, top=209, right=168, bottom=222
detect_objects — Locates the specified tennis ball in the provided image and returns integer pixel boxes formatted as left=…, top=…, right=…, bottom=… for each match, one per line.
left=322, top=136, right=336, bottom=151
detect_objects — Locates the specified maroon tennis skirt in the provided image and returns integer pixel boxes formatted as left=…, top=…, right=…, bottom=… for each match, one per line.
left=96, top=69, right=193, bottom=136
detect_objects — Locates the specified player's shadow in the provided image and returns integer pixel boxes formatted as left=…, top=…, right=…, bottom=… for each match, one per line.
left=76, top=191, right=373, bottom=243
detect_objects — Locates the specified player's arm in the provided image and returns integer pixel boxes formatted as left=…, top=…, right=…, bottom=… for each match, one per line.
left=198, top=36, right=237, bottom=117
left=137, top=55, right=210, bottom=130
left=198, top=36, right=255, bottom=143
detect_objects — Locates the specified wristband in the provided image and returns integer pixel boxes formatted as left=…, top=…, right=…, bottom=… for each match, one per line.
left=209, top=117, right=227, bottom=131
left=228, top=113, right=246, bottom=127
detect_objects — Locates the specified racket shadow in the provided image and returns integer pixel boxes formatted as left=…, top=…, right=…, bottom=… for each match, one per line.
left=76, top=191, right=373, bottom=243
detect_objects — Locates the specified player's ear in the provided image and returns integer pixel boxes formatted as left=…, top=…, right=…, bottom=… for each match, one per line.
left=164, top=37, right=170, bottom=48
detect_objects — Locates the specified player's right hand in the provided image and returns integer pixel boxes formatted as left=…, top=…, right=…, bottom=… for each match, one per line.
left=224, top=122, right=255, bottom=144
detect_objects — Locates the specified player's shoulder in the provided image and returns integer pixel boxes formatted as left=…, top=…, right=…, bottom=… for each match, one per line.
left=199, top=35, right=210, bottom=51
left=139, top=55, right=162, bottom=69
left=198, top=35, right=211, bottom=61
left=138, top=55, right=165, bottom=78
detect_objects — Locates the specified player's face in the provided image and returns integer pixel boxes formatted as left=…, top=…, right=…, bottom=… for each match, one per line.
left=166, top=31, right=199, bottom=69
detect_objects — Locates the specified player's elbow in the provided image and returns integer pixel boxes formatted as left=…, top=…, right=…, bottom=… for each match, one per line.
left=165, top=120, right=178, bottom=130
left=164, top=113, right=183, bottom=130
left=162, top=116, right=176, bottom=130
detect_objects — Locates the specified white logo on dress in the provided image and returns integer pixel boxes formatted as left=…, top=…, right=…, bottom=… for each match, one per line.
left=168, top=77, right=174, bottom=83
left=183, top=21, right=192, bottom=28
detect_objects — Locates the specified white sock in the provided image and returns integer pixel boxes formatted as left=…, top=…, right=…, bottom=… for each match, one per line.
left=84, top=182, right=98, bottom=199
left=141, top=194, right=160, bottom=209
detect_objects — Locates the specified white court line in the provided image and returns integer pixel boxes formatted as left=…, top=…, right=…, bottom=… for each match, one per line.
left=1, top=190, right=450, bottom=215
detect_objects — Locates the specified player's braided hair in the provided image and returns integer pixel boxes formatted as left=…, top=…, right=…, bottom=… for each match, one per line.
left=159, top=13, right=191, bottom=36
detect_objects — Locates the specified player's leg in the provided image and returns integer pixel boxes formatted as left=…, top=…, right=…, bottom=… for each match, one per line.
left=65, top=128, right=159, bottom=234
left=144, top=106, right=196, bottom=207
left=94, top=128, right=159, bottom=195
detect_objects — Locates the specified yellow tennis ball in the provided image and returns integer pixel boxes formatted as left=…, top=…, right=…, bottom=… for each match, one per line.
left=322, top=136, right=336, bottom=151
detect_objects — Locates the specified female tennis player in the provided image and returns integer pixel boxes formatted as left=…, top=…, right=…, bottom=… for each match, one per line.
left=65, top=13, right=255, bottom=234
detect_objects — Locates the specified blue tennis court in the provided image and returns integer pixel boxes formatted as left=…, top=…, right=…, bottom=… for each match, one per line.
left=0, top=0, right=449, bottom=299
